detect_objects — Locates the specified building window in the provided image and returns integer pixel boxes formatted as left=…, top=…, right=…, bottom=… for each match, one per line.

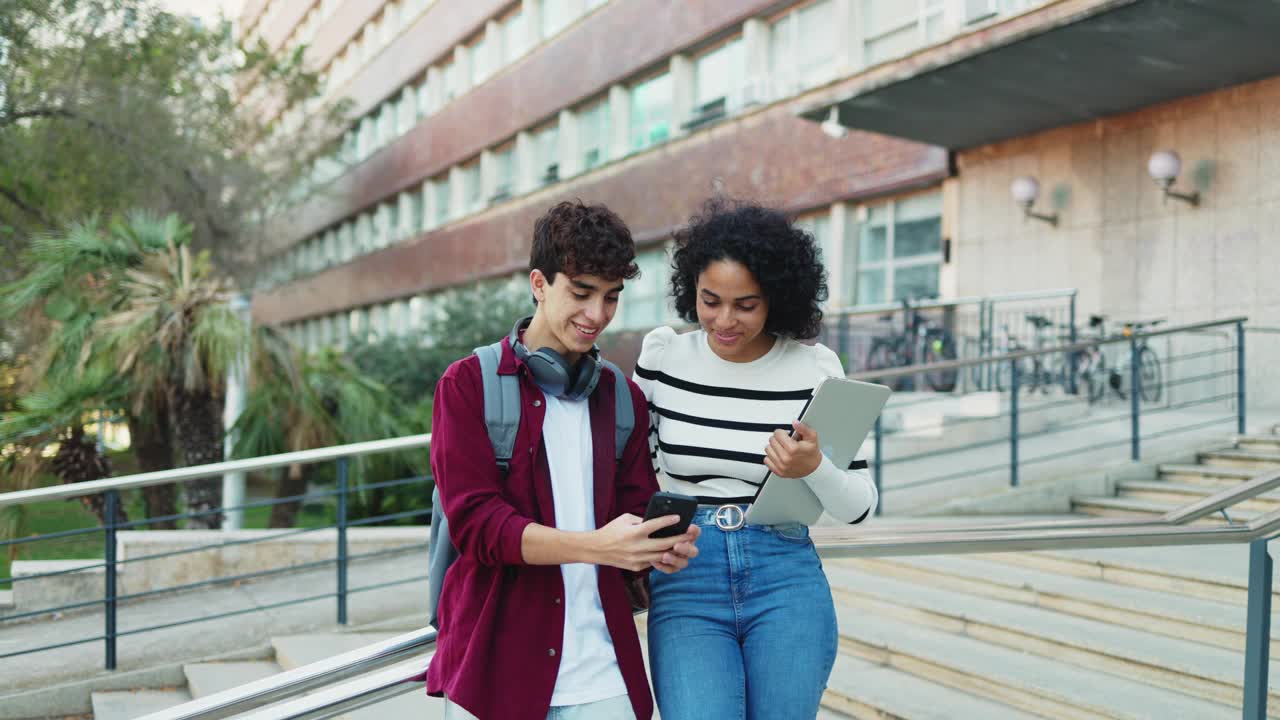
left=492, top=147, right=516, bottom=201
left=442, top=59, right=459, bottom=102
left=771, top=0, right=839, bottom=91
left=433, top=175, right=451, bottom=225
left=502, top=9, right=528, bottom=64
left=853, top=192, right=942, bottom=306
left=578, top=98, right=611, bottom=171
left=469, top=34, right=490, bottom=86
left=534, top=123, right=560, bottom=185
left=691, top=38, right=744, bottom=126
left=460, top=163, right=482, bottom=214
left=617, top=247, right=671, bottom=330
left=629, top=73, right=672, bottom=152
left=416, top=76, right=433, bottom=119
left=862, top=0, right=945, bottom=65
left=541, top=0, right=576, bottom=39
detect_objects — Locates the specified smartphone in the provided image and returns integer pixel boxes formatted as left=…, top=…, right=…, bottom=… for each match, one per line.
left=643, top=491, right=698, bottom=538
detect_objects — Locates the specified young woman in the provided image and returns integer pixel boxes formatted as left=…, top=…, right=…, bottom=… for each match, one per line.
left=633, top=199, right=877, bottom=720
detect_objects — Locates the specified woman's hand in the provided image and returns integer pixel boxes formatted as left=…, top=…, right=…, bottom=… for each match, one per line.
left=764, top=421, right=823, bottom=478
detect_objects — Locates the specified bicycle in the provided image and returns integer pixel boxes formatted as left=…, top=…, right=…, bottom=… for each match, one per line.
left=1072, top=315, right=1164, bottom=404
left=864, top=299, right=958, bottom=392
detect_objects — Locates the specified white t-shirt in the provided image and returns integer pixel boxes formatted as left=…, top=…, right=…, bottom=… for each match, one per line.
left=540, top=393, right=628, bottom=706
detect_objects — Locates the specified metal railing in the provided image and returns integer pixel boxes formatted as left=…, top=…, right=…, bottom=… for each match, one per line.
left=137, top=468, right=1280, bottom=720
left=0, top=436, right=433, bottom=671
left=851, top=316, right=1248, bottom=514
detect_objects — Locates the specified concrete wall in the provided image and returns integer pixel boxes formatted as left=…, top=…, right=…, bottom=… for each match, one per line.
left=953, top=75, right=1280, bottom=408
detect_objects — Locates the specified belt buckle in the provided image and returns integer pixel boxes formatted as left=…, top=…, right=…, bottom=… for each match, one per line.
left=714, top=504, right=746, bottom=531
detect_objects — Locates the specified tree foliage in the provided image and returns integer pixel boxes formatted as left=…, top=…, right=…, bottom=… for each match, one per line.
left=0, top=0, right=348, bottom=353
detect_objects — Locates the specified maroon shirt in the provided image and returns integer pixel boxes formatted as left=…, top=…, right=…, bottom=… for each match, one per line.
left=424, top=336, right=658, bottom=720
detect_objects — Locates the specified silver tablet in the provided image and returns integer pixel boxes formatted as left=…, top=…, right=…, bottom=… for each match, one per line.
left=744, top=377, right=891, bottom=526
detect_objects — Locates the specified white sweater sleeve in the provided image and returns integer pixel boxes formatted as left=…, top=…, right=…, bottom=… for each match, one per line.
left=800, top=344, right=878, bottom=524
left=633, top=326, right=675, bottom=475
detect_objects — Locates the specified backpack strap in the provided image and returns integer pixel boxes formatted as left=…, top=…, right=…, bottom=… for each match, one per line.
left=474, top=342, right=521, bottom=477
left=602, top=360, right=633, bottom=463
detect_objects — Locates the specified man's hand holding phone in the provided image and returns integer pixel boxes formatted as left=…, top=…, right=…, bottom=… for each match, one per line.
left=591, top=513, right=700, bottom=573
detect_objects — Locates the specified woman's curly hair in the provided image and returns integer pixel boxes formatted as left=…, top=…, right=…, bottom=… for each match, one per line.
left=670, top=198, right=829, bottom=340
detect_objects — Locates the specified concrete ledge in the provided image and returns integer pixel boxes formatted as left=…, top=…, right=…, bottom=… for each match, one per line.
left=7, top=527, right=429, bottom=615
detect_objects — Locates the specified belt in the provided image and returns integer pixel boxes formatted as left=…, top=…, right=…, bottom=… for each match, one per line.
left=695, top=503, right=749, bottom=531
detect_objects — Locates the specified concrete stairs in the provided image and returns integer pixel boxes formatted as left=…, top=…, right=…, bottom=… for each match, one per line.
left=91, top=629, right=443, bottom=720
left=817, top=540, right=1280, bottom=719
left=1072, top=426, right=1280, bottom=522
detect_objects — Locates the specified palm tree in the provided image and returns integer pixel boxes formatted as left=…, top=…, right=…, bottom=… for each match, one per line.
left=92, top=214, right=249, bottom=529
left=2, top=213, right=182, bottom=524
left=231, top=340, right=408, bottom=528
left=0, top=366, right=127, bottom=526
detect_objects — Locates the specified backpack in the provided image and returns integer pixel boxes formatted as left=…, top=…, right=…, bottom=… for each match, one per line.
left=426, top=340, right=635, bottom=628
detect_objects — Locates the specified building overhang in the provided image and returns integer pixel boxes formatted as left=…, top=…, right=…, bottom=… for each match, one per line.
left=798, top=0, right=1280, bottom=150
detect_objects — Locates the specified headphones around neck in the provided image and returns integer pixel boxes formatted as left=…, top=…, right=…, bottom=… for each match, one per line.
left=510, top=316, right=603, bottom=400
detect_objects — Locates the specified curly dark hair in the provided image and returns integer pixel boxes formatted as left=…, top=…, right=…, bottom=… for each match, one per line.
left=671, top=198, right=829, bottom=340
left=530, top=200, right=639, bottom=284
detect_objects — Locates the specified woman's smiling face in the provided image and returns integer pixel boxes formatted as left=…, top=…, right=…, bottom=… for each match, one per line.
left=695, top=259, right=774, bottom=363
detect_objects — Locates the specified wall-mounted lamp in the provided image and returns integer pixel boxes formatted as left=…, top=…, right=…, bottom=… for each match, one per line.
left=820, top=107, right=848, bottom=139
left=1147, top=150, right=1199, bottom=206
left=1010, top=176, right=1058, bottom=227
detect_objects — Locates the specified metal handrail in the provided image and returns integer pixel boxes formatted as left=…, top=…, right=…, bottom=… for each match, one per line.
left=0, top=318, right=1243, bottom=510
left=849, top=316, right=1247, bottom=383
left=0, top=434, right=432, bottom=507
left=827, top=288, right=1077, bottom=319
left=136, top=627, right=435, bottom=720
left=143, top=504, right=1280, bottom=720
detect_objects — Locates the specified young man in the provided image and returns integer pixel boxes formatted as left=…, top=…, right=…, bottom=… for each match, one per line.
left=426, top=200, right=700, bottom=720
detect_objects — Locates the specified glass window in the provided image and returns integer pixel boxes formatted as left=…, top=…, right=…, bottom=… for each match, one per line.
left=541, top=0, right=575, bottom=39
left=503, top=10, right=528, bottom=63
left=470, top=35, right=490, bottom=85
left=535, top=125, right=560, bottom=184
left=442, top=60, right=459, bottom=101
left=618, top=248, right=670, bottom=330
left=416, top=77, right=433, bottom=119
left=355, top=212, right=373, bottom=252
left=852, top=192, right=942, bottom=305
left=797, top=0, right=837, bottom=81
left=694, top=39, right=744, bottom=109
left=493, top=148, right=515, bottom=199
left=629, top=73, right=672, bottom=152
left=578, top=99, right=611, bottom=171
left=461, top=164, right=482, bottom=213
left=338, top=222, right=355, bottom=261
left=433, top=176, right=451, bottom=224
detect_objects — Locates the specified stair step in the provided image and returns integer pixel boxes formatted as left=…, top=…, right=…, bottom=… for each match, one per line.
left=832, top=603, right=1242, bottom=720
left=843, top=555, right=1280, bottom=655
left=1117, top=480, right=1280, bottom=512
left=983, top=543, right=1276, bottom=605
left=271, top=632, right=402, bottom=670
left=1159, top=463, right=1258, bottom=485
left=828, top=565, right=1279, bottom=709
left=1071, top=496, right=1256, bottom=523
left=822, top=653, right=1040, bottom=720
left=1200, top=449, right=1280, bottom=469
left=91, top=689, right=192, bottom=720
left=270, top=633, right=443, bottom=720
left=1237, top=435, right=1280, bottom=451
left=183, top=661, right=282, bottom=699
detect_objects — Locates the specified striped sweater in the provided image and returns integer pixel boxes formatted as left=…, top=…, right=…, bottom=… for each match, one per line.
left=633, top=326, right=877, bottom=524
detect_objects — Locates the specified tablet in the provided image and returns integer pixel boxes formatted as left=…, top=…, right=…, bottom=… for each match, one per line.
left=743, top=377, right=891, bottom=526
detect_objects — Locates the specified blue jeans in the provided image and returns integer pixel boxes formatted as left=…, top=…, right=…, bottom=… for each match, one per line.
left=444, top=694, right=634, bottom=720
left=647, top=507, right=838, bottom=720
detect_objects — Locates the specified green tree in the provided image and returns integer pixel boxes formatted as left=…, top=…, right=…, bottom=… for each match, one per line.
left=232, top=342, right=409, bottom=528
left=2, top=212, right=248, bottom=528
left=0, top=0, right=348, bottom=353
